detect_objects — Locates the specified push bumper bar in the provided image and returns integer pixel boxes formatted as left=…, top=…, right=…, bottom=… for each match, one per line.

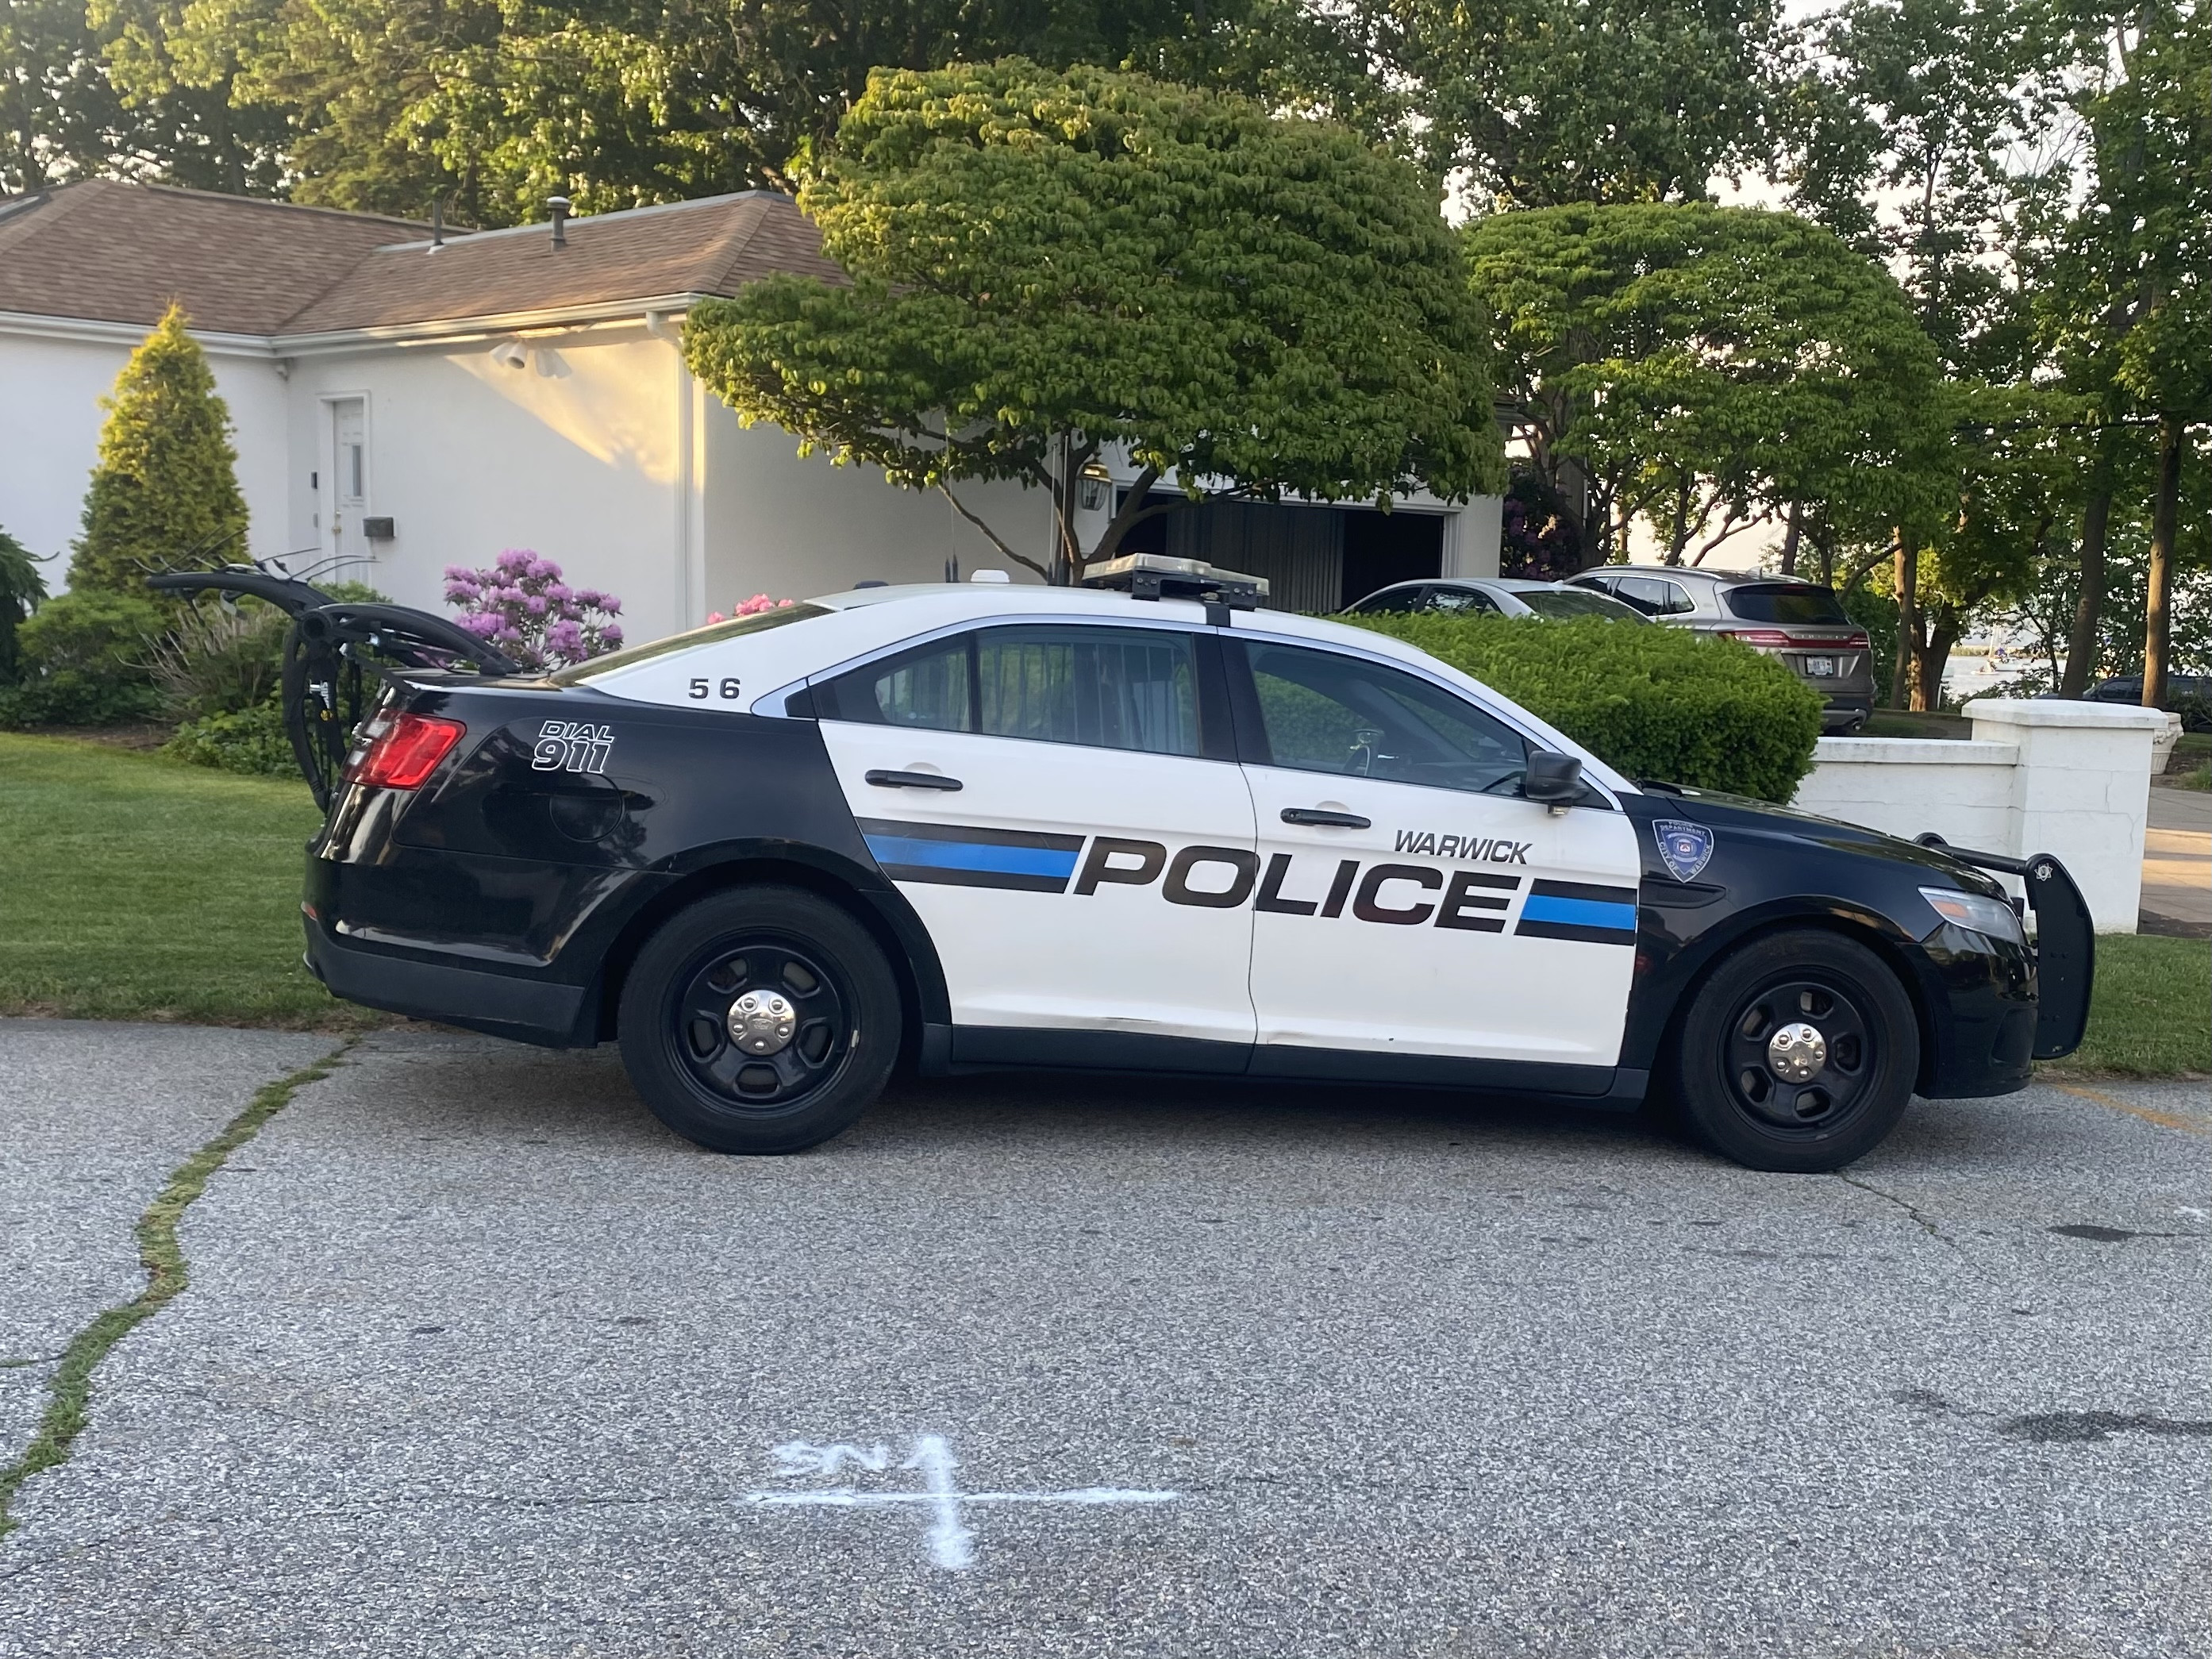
left=1915, top=837, right=2093, bottom=1060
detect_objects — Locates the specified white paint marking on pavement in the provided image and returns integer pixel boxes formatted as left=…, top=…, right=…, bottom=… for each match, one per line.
left=743, top=1434, right=1179, bottom=1571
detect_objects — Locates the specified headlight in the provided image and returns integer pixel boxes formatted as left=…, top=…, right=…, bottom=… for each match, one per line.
left=1920, top=886, right=2025, bottom=946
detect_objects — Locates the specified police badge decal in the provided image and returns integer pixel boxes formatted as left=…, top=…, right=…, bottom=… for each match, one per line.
left=1652, top=819, right=1715, bottom=883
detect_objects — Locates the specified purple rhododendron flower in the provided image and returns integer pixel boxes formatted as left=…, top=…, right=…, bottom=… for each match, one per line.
left=441, top=549, right=625, bottom=668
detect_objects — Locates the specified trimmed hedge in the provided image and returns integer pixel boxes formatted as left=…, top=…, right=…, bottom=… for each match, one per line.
left=1341, top=612, right=1823, bottom=803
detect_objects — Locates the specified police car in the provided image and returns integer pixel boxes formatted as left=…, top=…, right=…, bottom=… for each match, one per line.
left=279, top=554, right=2091, bottom=1174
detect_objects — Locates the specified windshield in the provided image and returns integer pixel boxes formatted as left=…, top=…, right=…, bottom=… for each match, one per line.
left=549, top=602, right=833, bottom=683
left=1516, top=589, right=1649, bottom=622
left=1724, top=584, right=1849, bottom=625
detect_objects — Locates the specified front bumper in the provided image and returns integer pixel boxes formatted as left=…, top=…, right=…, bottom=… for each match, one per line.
left=304, top=914, right=590, bottom=1048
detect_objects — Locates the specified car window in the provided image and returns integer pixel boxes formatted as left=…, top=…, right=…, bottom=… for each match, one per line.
left=1348, top=586, right=1429, bottom=614
left=1617, top=577, right=1695, bottom=616
left=1724, top=583, right=1849, bottom=625
left=820, top=635, right=972, bottom=730
left=1425, top=586, right=1501, bottom=614
left=1242, top=641, right=1529, bottom=794
left=975, top=625, right=1200, bottom=756
left=817, top=625, right=1202, bottom=756
left=1514, top=588, right=1648, bottom=622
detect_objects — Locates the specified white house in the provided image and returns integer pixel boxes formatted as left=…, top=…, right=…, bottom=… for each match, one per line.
left=0, top=181, right=1502, bottom=640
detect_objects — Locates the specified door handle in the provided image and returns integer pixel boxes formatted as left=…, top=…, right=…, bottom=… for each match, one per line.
left=865, top=769, right=963, bottom=791
left=1281, top=806, right=1370, bottom=828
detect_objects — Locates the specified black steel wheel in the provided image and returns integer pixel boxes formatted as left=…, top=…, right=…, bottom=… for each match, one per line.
left=1665, top=930, right=1919, bottom=1173
left=618, top=885, right=900, bottom=1154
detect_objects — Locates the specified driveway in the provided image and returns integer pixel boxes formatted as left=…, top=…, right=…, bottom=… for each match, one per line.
left=0, top=1022, right=2206, bottom=1658
left=2145, top=781, right=2211, bottom=935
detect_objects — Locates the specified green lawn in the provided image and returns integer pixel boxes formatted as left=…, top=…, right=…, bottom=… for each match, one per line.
left=0, top=733, right=2203, bottom=1074
left=0, top=734, right=381, bottom=1029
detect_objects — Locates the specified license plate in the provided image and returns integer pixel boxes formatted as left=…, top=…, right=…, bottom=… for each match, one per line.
left=1804, top=656, right=1836, bottom=676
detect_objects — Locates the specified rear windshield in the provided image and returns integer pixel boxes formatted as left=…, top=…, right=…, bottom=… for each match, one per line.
left=549, top=602, right=833, bottom=683
left=1517, top=589, right=1649, bottom=622
left=1724, top=584, right=1848, bottom=625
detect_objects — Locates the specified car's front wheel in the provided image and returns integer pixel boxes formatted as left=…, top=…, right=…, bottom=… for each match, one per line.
left=1665, top=929, right=1920, bottom=1172
left=617, top=885, right=901, bottom=1154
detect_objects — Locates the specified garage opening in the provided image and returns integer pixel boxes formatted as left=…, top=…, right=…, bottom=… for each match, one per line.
left=1117, top=496, right=1444, bottom=613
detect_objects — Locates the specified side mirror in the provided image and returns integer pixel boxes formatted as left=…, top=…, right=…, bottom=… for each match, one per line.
left=1521, top=749, right=1584, bottom=810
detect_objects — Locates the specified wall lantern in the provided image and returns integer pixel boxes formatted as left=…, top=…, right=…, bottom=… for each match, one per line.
left=1077, top=461, right=1112, bottom=514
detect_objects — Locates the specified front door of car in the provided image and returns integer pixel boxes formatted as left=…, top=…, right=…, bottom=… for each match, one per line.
left=1228, top=637, right=1641, bottom=1072
left=812, top=621, right=1257, bottom=1056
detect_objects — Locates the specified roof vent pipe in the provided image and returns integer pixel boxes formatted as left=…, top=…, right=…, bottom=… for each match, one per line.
left=548, top=196, right=570, bottom=248
left=428, top=196, right=444, bottom=252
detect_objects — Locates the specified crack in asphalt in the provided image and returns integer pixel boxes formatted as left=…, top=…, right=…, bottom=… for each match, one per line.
left=1829, top=1171, right=1979, bottom=1268
left=0, top=1041, right=356, bottom=1538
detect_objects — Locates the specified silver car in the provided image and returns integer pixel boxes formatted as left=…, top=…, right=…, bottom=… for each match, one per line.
left=1343, top=577, right=1652, bottom=625
left=1567, top=567, right=1875, bottom=733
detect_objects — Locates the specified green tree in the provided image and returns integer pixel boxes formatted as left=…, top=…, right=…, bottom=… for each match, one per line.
left=1347, top=0, right=1786, bottom=209
left=683, top=60, right=1502, bottom=583
left=86, top=0, right=291, bottom=194
left=227, top=0, right=1361, bottom=227
left=1465, top=202, right=1948, bottom=570
left=69, top=304, right=249, bottom=599
left=0, top=0, right=178, bottom=193
left=0, top=527, right=50, bottom=683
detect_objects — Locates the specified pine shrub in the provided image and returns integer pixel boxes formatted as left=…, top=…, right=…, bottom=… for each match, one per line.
left=68, top=305, right=249, bottom=603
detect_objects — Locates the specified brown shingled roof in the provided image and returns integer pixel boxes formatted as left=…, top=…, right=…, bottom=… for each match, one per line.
left=0, top=181, right=844, bottom=338
left=0, top=179, right=426, bottom=334
left=282, top=191, right=843, bottom=331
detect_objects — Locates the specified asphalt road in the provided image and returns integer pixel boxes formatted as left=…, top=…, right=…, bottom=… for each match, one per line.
left=0, top=1020, right=2206, bottom=1658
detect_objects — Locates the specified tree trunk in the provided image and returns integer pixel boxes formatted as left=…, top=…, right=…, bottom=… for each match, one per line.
left=1664, top=475, right=1690, bottom=565
left=1889, top=530, right=1918, bottom=710
left=2058, top=418, right=2118, bottom=698
left=1778, top=504, right=1801, bottom=576
left=1918, top=606, right=1961, bottom=714
left=2060, top=480, right=2113, bottom=698
left=2144, top=410, right=2181, bottom=710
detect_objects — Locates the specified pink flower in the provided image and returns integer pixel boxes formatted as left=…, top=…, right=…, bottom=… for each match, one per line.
left=600, top=625, right=623, bottom=645
left=706, top=612, right=725, bottom=624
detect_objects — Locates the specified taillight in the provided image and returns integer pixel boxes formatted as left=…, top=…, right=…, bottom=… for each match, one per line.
left=346, top=712, right=465, bottom=790
left=1719, top=628, right=1791, bottom=649
left=1842, top=630, right=1871, bottom=650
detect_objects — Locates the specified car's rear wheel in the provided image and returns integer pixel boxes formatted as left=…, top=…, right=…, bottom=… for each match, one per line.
left=1665, top=929, right=1919, bottom=1173
left=617, top=885, right=900, bottom=1153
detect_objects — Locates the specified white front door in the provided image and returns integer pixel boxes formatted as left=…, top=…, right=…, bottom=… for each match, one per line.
left=813, top=622, right=1257, bottom=1049
left=1231, top=637, right=1642, bottom=1068
left=325, top=397, right=367, bottom=572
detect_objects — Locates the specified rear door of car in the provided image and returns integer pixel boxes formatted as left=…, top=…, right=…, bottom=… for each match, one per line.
left=810, top=620, right=1258, bottom=1057
left=1226, top=635, right=1641, bottom=1074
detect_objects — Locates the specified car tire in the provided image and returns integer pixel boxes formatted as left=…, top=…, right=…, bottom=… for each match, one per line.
left=1664, top=929, right=1920, bottom=1173
left=617, top=884, right=901, bottom=1154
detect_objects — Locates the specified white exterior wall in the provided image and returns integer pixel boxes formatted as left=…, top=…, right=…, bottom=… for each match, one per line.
left=1791, top=700, right=2171, bottom=933
left=283, top=326, right=694, bottom=642
left=701, top=386, right=1049, bottom=610
left=6, top=309, right=1502, bottom=638
left=0, top=326, right=290, bottom=571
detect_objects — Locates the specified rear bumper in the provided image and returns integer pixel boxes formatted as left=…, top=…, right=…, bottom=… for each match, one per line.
left=303, top=914, right=590, bottom=1048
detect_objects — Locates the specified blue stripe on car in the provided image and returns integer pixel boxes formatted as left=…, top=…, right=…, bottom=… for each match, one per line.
left=1518, top=895, right=1637, bottom=933
left=864, top=834, right=1082, bottom=880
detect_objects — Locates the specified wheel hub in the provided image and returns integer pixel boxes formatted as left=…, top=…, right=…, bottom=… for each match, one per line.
left=1766, top=1021, right=1828, bottom=1084
left=727, top=989, right=798, bottom=1055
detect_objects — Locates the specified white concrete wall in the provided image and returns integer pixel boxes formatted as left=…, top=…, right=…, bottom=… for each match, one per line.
left=1791, top=700, right=2171, bottom=933
left=0, top=329, right=290, bottom=575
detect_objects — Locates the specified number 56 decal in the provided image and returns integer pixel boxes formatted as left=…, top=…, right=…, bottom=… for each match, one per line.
left=688, top=677, right=742, bottom=700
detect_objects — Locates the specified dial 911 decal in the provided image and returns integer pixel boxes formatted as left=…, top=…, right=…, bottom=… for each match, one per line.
left=860, top=818, right=1636, bottom=943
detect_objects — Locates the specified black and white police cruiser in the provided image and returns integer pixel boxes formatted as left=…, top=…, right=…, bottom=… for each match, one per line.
left=245, top=553, right=2091, bottom=1174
